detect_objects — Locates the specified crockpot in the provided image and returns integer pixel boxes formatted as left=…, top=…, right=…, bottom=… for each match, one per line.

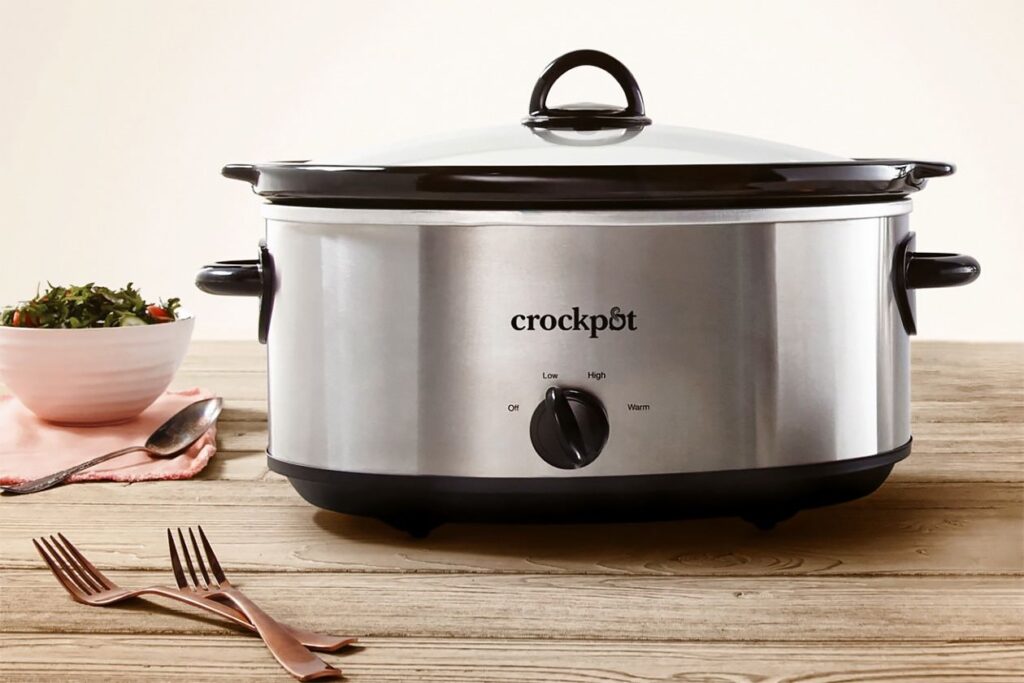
left=198, top=50, right=979, bottom=536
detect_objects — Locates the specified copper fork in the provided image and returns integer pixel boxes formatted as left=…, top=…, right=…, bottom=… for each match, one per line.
left=31, top=533, right=355, bottom=652
left=168, top=526, right=341, bottom=681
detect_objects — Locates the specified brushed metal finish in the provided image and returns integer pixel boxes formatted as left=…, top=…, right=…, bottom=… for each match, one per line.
left=264, top=204, right=911, bottom=478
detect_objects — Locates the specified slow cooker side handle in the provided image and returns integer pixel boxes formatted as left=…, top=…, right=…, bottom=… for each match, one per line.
left=892, top=232, right=980, bottom=335
left=195, top=241, right=276, bottom=344
left=905, top=252, right=981, bottom=289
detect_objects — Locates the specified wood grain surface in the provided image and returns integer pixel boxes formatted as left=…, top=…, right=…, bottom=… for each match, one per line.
left=4, top=635, right=1022, bottom=682
left=1, top=341, right=1022, bottom=681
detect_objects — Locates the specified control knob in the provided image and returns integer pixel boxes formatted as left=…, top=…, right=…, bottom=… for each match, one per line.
left=530, top=386, right=609, bottom=469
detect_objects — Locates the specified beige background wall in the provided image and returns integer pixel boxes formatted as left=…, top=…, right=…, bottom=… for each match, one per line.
left=1, top=0, right=1021, bottom=340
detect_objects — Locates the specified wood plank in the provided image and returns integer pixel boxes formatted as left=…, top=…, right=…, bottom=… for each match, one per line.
left=914, top=400, right=1023, bottom=424
left=80, top=438, right=1016, bottom=485
left=200, top=446, right=1024, bottom=485
left=204, top=423, right=1024, bottom=484
left=197, top=400, right=1024, bottom=425
left=177, top=341, right=266, bottom=373
left=895, top=451, right=1024, bottom=483
left=208, top=419, right=1024, bottom=455
left=208, top=400, right=268, bottom=424
left=169, top=370, right=266, bottom=400
left=911, top=422, right=1023, bottom=453
left=2, top=571, right=1022, bottom=641
left=2, top=634, right=1022, bottom=682
left=911, top=341, right=1023, bottom=372
left=202, top=430, right=1024, bottom=486
left=195, top=449, right=274, bottom=481
left=1, top=481, right=1020, bottom=575
left=912, top=363, right=1023, bottom=402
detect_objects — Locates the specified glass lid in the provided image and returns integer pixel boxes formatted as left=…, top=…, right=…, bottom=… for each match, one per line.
left=224, top=49, right=952, bottom=208
left=332, top=123, right=850, bottom=167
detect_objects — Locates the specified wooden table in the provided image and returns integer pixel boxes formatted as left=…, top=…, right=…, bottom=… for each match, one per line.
left=2, top=341, right=1022, bottom=681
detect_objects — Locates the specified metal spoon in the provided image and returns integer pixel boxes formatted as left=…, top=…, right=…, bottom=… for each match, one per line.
left=1, top=397, right=222, bottom=495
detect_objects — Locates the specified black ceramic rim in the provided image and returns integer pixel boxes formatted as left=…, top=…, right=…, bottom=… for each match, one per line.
left=222, top=159, right=954, bottom=209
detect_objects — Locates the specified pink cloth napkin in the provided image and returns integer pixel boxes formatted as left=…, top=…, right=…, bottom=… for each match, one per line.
left=0, top=387, right=217, bottom=484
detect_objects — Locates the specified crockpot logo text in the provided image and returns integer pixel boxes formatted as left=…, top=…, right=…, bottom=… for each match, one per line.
left=510, top=307, right=637, bottom=339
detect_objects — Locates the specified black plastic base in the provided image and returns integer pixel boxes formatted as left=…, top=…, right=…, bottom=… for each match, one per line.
left=269, top=440, right=911, bottom=537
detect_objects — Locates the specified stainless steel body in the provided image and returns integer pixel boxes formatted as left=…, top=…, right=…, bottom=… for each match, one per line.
left=262, top=201, right=912, bottom=478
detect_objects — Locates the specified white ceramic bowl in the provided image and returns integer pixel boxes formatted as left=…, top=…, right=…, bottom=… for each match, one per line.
left=0, top=316, right=194, bottom=425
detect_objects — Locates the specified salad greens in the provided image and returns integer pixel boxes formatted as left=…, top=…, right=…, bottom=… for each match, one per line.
left=1, top=283, right=181, bottom=328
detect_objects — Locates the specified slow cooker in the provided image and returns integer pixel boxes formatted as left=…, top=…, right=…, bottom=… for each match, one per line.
left=198, top=50, right=980, bottom=536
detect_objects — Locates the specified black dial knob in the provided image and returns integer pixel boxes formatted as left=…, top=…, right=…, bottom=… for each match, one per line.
left=530, top=386, right=609, bottom=469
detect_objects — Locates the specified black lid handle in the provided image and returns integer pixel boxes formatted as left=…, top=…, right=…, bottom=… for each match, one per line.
left=524, top=49, right=651, bottom=130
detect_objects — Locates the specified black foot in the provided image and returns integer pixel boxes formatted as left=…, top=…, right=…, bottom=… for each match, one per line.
left=382, top=516, right=441, bottom=538
left=742, top=509, right=797, bottom=531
